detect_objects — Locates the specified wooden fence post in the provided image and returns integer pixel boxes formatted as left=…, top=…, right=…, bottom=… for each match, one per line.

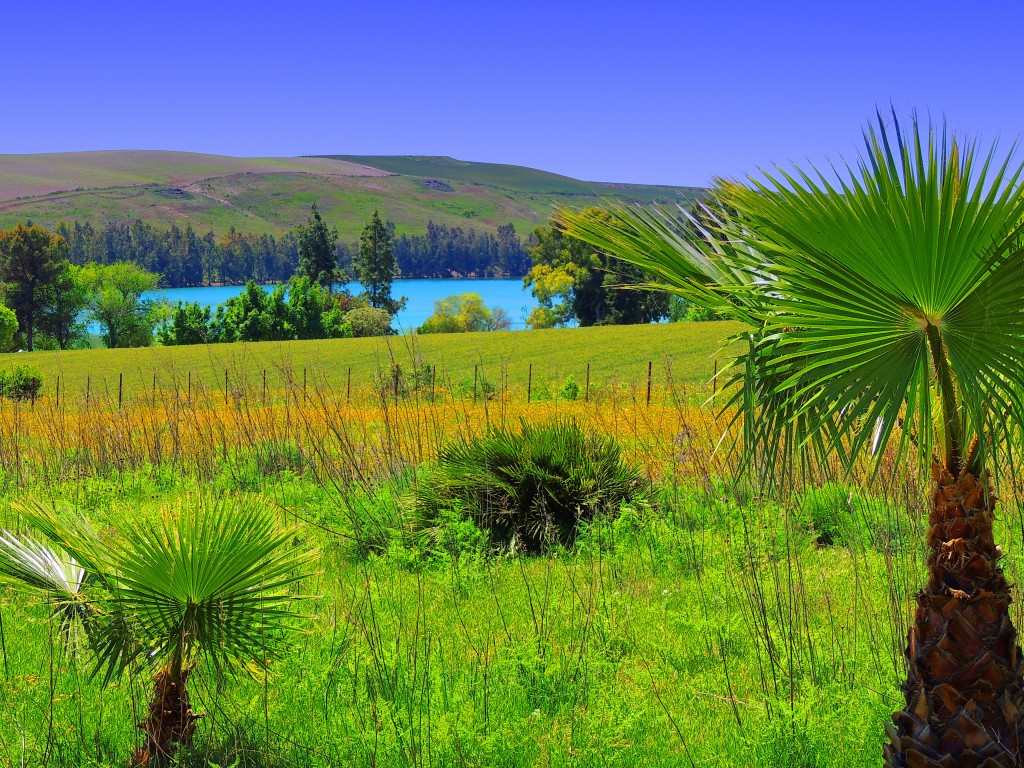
left=473, top=364, right=478, bottom=404
left=646, top=361, right=652, bottom=406
left=225, top=369, right=229, bottom=404
left=302, top=367, right=307, bottom=402
left=118, top=373, right=123, bottom=407
left=347, top=366, right=352, bottom=403
left=585, top=363, right=590, bottom=403
left=86, top=376, right=91, bottom=404
left=527, top=363, right=533, bottom=404
left=56, top=375, right=60, bottom=409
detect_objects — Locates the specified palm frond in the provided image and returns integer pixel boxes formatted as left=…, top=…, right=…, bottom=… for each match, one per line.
left=726, top=113, right=1024, bottom=475
left=0, top=530, right=86, bottom=598
left=556, top=200, right=768, bottom=325
left=0, top=527, right=92, bottom=645
left=557, top=113, right=1024, bottom=480
left=99, top=495, right=311, bottom=682
left=12, top=499, right=115, bottom=589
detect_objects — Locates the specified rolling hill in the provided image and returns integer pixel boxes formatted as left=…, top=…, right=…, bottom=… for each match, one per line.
left=0, top=151, right=703, bottom=239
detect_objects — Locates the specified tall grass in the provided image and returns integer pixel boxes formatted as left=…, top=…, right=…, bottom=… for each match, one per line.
left=0, top=344, right=1020, bottom=766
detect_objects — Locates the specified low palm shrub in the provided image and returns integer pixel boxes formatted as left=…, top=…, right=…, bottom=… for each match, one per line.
left=0, top=495, right=310, bottom=765
left=408, top=419, right=649, bottom=553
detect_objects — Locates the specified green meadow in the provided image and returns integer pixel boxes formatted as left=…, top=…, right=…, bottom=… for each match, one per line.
left=2, top=321, right=743, bottom=401
left=0, top=467, right=943, bottom=767
left=0, top=320, right=969, bottom=767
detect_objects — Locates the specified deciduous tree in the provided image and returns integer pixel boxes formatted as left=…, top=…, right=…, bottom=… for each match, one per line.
left=418, top=292, right=512, bottom=334
left=0, top=306, right=17, bottom=352
left=0, top=224, right=69, bottom=350
left=81, top=262, right=160, bottom=348
left=37, top=264, right=90, bottom=349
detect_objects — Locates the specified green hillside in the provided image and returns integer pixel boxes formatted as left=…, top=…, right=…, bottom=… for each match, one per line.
left=0, top=151, right=703, bottom=238
left=325, top=155, right=696, bottom=202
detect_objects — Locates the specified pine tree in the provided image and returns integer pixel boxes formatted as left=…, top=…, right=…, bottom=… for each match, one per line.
left=355, top=210, right=404, bottom=314
left=296, top=203, right=339, bottom=290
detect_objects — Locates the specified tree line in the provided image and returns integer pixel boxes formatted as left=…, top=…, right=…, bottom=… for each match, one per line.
left=0, top=224, right=162, bottom=351
left=160, top=207, right=404, bottom=345
left=0, top=203, right=702, bottom=352
left=0, top=206, right=409, bottom=351
left=51, top=216, right=533, bottom=288
left=391, top=222, right=531, bottom=278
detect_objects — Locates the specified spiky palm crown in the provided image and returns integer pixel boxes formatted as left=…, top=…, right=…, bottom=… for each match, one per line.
left=559, top=113, right=1024, bottom=482
left=0, top=496, right=310, bottom=683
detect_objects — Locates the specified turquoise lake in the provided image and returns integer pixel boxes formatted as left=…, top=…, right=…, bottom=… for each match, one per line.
left=147, top=279, right=538, bottom=332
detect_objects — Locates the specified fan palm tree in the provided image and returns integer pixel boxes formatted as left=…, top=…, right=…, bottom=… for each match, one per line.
left=558, top=114, right=1024, bottom=767
left=0, top=495, right=309, bottom=766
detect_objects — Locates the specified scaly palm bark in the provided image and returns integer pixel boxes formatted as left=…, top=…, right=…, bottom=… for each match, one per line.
left=133, top=665, right=202, bottom=767
left=884, top=466, right=1024, bottom=767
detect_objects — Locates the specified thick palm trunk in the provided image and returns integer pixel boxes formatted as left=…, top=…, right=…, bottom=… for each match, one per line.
left=133, top=665, right=201, bottom=766
left=884, top=466, right=1024, bottom=767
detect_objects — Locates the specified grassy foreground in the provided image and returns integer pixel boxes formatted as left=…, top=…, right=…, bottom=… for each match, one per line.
left=0, top=320, right=1003, bottom=767
left=0, top=468, right=939, bottom=767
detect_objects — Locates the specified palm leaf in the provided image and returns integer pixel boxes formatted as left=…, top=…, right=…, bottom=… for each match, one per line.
left=98, top=495, right=311, bottom=682
left=12, top=499, right=115, bottom=589
left=0, top=520, right=93, bottom=646
left=557, top=112, right=1024, bottom=479
left=0, top=530, right=86, bottom=599
left=556, top=200, right=769, bottom=324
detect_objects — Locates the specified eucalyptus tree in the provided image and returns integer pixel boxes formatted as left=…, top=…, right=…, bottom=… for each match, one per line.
left=559, top=116, right=1024, bottom=767
left=0, top=497, right=309, bottom=765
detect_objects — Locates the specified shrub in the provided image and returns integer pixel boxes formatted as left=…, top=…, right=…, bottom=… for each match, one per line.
left=380, top=362, right=436, bottom=397
left=797, top=482, right=914, bottom=552
left=0, top=306, right=16, bottom=352
left=558, top=374, right=580, bottom=401
left=0, top=364, right=43, bottom=401
left=344, top=306, right=393, bottom=337
left=456, top=373, right=496, bottom=400
left=408, top=419, right=650, bottom=552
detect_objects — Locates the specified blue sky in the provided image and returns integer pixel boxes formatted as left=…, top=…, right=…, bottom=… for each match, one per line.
left=3, top=1, right=1022, bottom=185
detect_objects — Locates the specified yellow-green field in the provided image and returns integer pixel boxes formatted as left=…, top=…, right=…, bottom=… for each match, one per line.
left=5, top=321, right=743, bottom=401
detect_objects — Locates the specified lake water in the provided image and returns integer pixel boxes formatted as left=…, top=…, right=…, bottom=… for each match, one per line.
left=148, top=278, right=538, bottom=332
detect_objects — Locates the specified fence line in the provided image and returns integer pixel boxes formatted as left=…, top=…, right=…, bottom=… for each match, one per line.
left=17, top=358, right=719, bottom=417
